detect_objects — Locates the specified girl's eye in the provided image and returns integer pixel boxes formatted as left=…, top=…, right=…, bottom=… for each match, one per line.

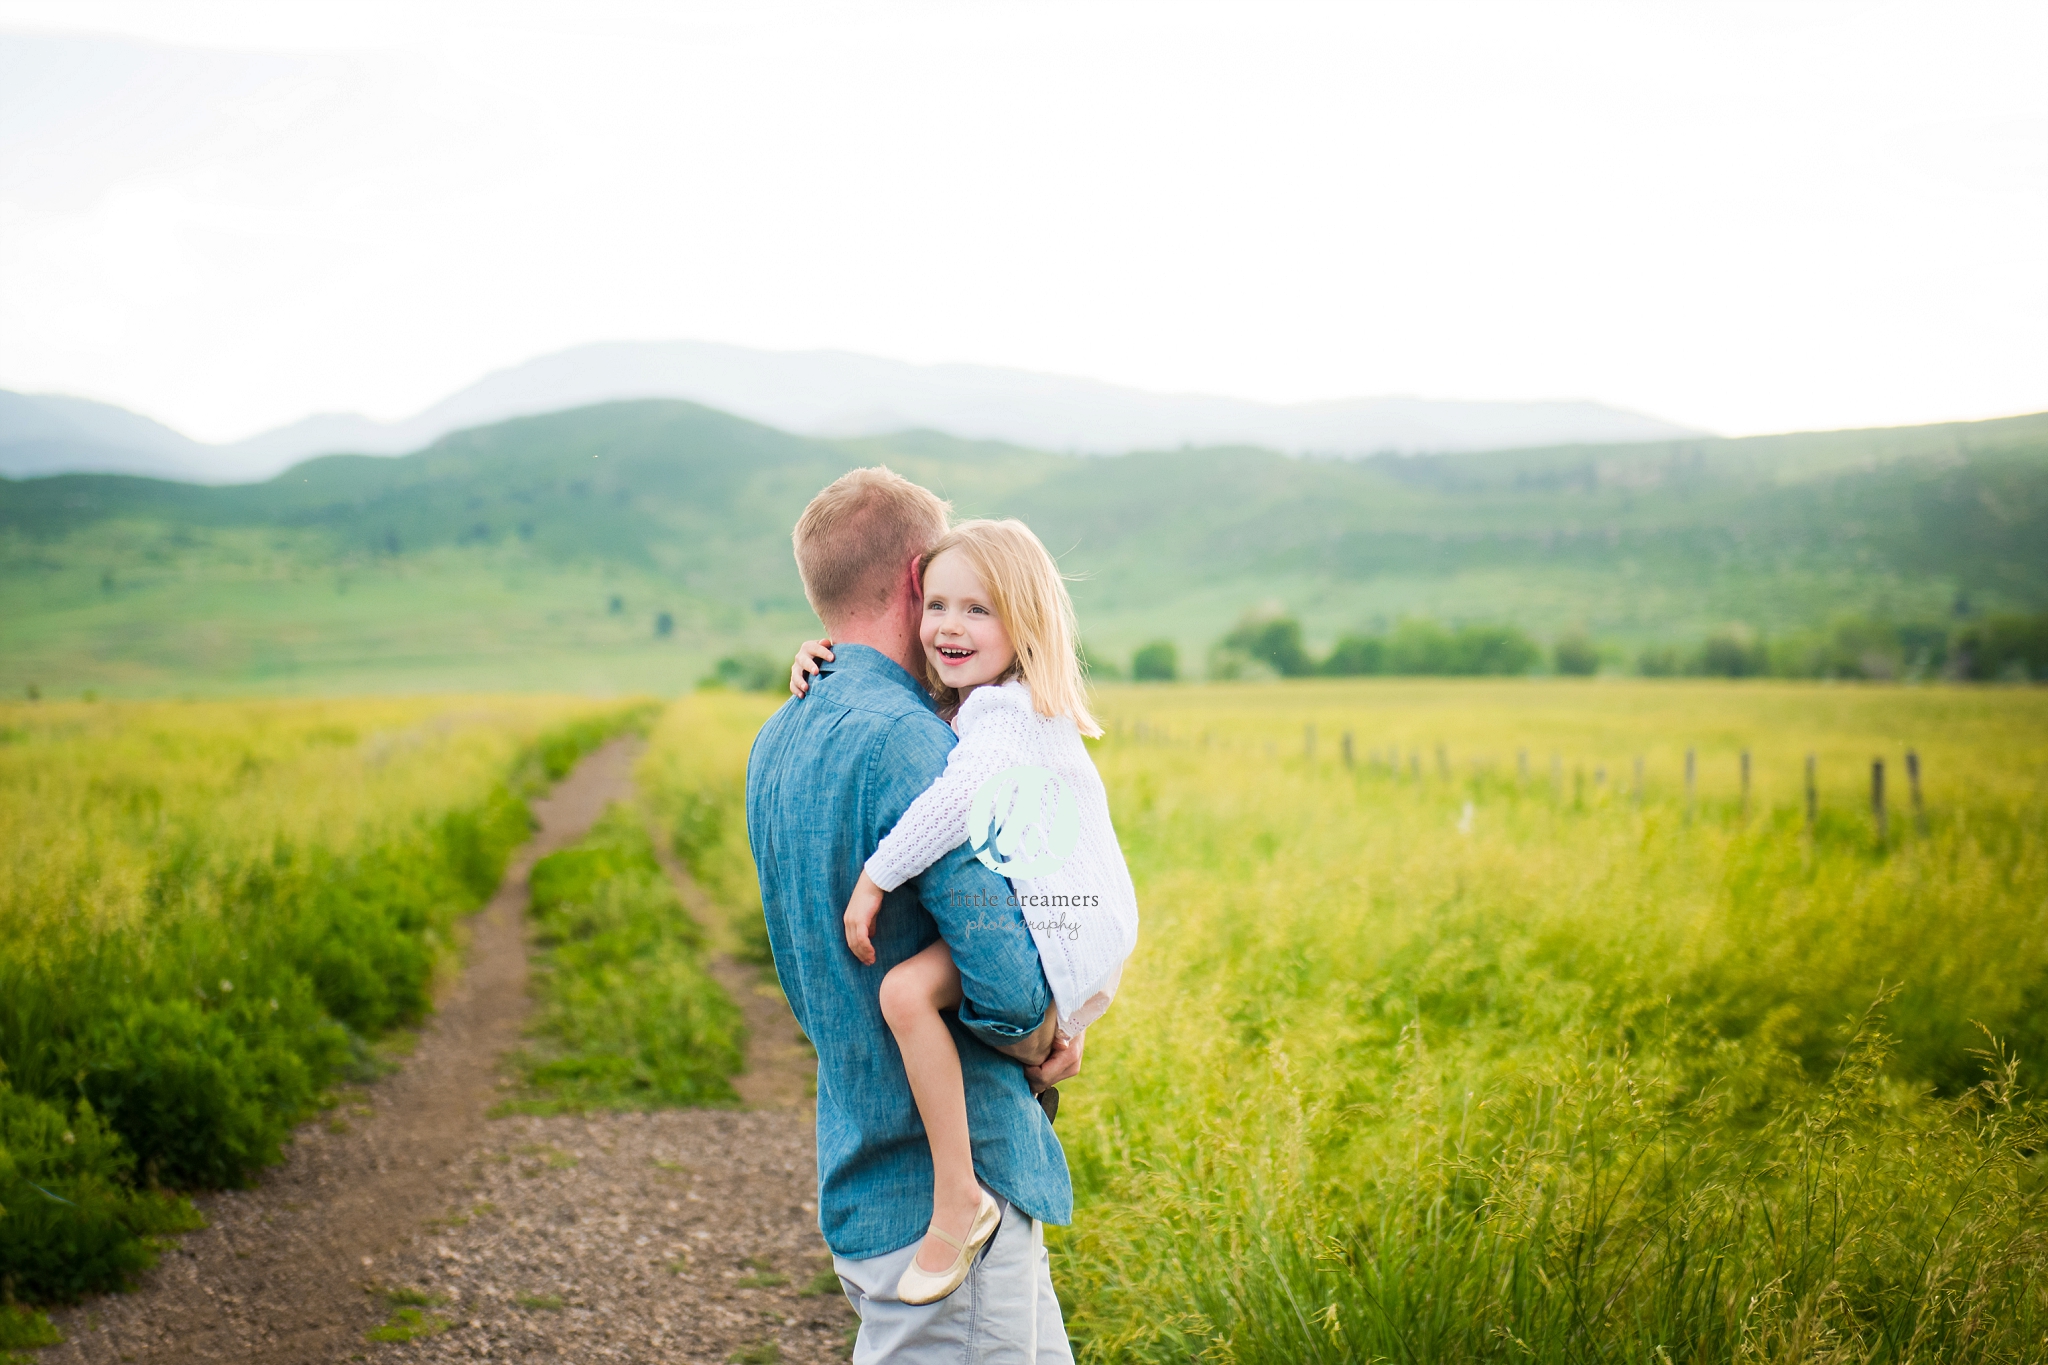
left=968, top=604, right=987, bottom=615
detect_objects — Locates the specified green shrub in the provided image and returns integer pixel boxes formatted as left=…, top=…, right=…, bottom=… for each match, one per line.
left=704, top=654, right=781, bottom=693
left=0, top=1083, right=201, bottom=1303
left=1319, top=634, right=1384, bottom=676
left=1130, top=640, right=1178, bottom=682
left=1953, top=611, right=2048, bottom=681
left=1766, top=617, right=1953, bottom=681
left=1449, top=624, right=1540, bottom=675
left=1636, top=643, right=1681, bottom=676
left=1695, top=624, right=1769, bottom=676
left=1360, top=620, right=1542, bottom=676
left=72, top=998, right=312, bottom=1189
left=1219, top=615, right=1314, bottom=678
left=1384, top=618, right=1454, bottom=673
left=1553, top=629, right=1599, bottom=676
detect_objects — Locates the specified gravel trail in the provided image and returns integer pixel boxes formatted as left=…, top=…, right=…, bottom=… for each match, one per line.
left=46, top=737, right=847, bottom=1365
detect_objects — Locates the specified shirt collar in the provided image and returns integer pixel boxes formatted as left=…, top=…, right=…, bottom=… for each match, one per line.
left=819, top=643, right=937, bottom=713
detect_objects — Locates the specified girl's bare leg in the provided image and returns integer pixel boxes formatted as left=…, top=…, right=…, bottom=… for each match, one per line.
left=877, top=940, right=980, bottom=1274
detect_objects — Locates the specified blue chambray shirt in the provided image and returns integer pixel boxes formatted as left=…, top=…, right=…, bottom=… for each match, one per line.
left=745, top=644, right=1072, bottom=1259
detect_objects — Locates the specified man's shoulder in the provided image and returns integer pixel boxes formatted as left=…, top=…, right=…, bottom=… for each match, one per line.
left=755, top=674, right=952, bottom=764
left=805, top=666, right=950, bottom=731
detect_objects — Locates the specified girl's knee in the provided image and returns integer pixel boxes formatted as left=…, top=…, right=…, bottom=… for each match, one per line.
left=878, top=961, right=936, bottom=1030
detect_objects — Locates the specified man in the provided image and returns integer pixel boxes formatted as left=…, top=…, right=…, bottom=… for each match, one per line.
left=747, top=467, right=1083, bottom=1363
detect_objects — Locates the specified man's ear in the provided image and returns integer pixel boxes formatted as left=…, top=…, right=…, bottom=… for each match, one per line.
left=902, top=553, right=924, bottom=609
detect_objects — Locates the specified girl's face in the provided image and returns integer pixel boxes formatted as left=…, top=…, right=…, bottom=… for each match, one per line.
left=920, top=548, right=1017, bottom=693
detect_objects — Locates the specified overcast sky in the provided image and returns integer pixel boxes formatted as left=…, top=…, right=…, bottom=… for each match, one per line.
left=1, top=0, right=2044, bottom=443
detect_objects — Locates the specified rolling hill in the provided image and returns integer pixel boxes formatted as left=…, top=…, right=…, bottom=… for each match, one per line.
left=1, top=400, right=2043, bottom=696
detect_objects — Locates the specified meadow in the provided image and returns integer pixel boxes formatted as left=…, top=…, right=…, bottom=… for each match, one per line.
left=0, top=695, right=646, bottom=1303
left=653, top=678, right=2048, bottom=1364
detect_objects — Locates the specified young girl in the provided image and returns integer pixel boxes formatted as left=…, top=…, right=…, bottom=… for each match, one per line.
left=790, top=518, right=1139, bottom=1306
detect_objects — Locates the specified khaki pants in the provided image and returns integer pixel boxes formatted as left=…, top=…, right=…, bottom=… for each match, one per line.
left=831, top=1189, right=1073, bottom=1365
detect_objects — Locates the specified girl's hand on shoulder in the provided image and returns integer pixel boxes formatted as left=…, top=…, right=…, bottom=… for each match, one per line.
left=790, top=638, right=834, bottom=697
left=843, top=870, right=884, bottom=965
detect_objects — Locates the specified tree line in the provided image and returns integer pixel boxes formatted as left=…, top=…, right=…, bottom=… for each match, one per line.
left=1093, top=609, right=2048, bottom=683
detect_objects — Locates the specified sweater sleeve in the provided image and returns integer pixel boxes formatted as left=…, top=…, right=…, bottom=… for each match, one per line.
left=863, top=691, right=1029, bottom=891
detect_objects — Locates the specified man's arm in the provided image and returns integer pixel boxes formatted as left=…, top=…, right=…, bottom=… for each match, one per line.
left=879, top=716, right=1054, bottom=1055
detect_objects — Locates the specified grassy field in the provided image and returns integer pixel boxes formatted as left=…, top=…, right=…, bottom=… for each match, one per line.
left=0, top=695, right=646, bottom=1304
left=653, top=678, right=2048, bottom=1363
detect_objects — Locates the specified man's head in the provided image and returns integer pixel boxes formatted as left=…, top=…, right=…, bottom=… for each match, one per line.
left=793, top=466, right=951, bottom=636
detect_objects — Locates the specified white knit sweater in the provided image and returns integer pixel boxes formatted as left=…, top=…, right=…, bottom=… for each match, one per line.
left=865, top=680, right=1138, bottom=1036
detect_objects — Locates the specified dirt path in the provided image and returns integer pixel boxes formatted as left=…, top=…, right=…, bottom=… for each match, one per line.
left=649, top=828, right=815, bottom=1111
left=47, top=738, right=846, bottom=1365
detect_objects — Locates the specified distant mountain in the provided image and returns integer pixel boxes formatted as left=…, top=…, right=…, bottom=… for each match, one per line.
left=344, top=341, right=1704, bottom=460
left=0, top=389, right=214, bottom=480
left=2, top=341, right=1704, bottom=481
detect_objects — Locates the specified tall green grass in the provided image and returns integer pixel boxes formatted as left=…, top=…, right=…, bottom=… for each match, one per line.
left=638, top=692, right=779, bottom=964
left=503, top=804, right=744, bottom=1111
left=1058, top=681, right=2048, bottom=1362
left=656, top=679, right=2048, bottom=1363
left=0, top=696, right=649, bottom=1307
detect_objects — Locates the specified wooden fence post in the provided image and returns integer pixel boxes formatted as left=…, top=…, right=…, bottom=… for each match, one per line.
left=1872, top=758, right=1887, bottom=842
left=1551, top=753, right=1563, bottom=798
left=1342, top=731, right=1354, bottom=769
left=1740, top=750, right=1751, bottom=819
left=1907, top=749, right=1925, bottom=832
left=1436, top=743, right=1449, bottom=781
left=1518, top=748, right=1530, bottom=783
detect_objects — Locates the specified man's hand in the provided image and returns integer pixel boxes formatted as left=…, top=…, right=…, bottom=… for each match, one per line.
left=1023, top=1029, right=1084, bottom=1094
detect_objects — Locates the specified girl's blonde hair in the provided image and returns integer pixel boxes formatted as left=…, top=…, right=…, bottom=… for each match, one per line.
left=919, top=518, right=1102, bottom=738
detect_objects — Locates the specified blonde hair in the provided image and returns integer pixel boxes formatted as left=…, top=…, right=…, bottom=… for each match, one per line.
left=793, top=467, right=952, bottom=625
left=919, top=519, right=1102, bottom=738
